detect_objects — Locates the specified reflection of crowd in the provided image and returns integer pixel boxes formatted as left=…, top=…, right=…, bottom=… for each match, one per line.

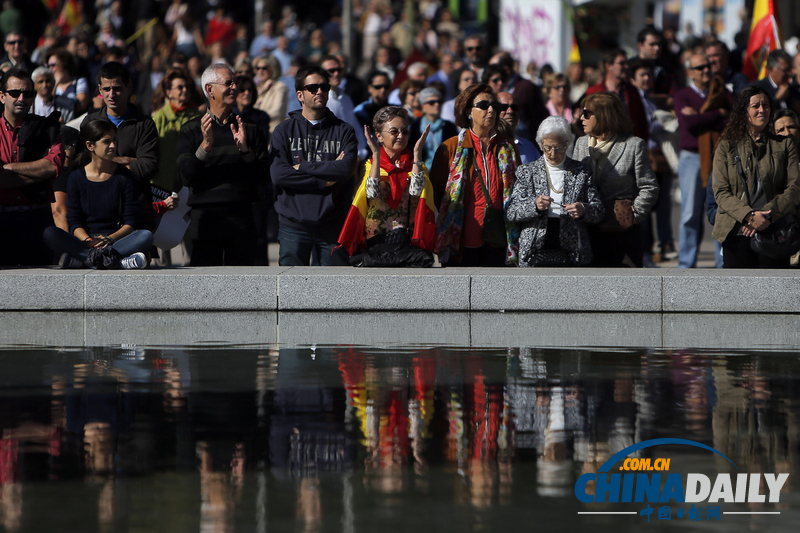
left=3, top=4, right=800, bottom=269
left=1, top=345, right=800, bottom=528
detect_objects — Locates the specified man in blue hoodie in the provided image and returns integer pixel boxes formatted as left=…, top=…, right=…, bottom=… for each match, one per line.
left=269, top=65, right=358, bottom=265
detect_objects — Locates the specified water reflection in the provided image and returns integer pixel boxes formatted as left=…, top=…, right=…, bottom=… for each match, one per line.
left=0, top=346, right=798, bottom=531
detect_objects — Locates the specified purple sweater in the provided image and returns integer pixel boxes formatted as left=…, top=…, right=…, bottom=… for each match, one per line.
left=674, top=85, right=733, bottom=152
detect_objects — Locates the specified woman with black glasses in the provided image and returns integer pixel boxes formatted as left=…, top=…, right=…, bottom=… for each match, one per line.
left=430, top=83, right=521, bottom=266
left=572, top=92, right=659, bottom=267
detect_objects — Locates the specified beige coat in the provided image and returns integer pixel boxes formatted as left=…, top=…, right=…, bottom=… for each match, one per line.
left=712, top=135, right=800, bottom=242
left=255, top=79, right=289, bottom=136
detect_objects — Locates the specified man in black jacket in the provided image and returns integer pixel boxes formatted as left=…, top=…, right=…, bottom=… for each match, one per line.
left=269, top=66, right=358, bottom=266
left=82, top=61, right=158, bottom=226
left=177, top=63, right=269, bottom=266
left=0, top=68, right=64, bottom=265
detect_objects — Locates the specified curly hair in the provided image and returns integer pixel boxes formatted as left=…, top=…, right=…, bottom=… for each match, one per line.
left=720, top=85, right=772, bottom=143
left=151, top=68, right=201, bottom=112
left=372, top=105, right=409, bottom=132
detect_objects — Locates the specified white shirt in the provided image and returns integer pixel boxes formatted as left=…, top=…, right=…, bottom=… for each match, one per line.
left=544, top=159, right=565, bottom=217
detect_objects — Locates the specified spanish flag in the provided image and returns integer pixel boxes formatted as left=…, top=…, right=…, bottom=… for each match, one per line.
left=338, top=150, right=437, bottom=257
left=743, top=0, right=785, bottom=81
left=57, top=0, right=82, bottom=35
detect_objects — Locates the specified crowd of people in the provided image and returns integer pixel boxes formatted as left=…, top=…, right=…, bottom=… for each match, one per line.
left=2, top=2, right=800, bottom=270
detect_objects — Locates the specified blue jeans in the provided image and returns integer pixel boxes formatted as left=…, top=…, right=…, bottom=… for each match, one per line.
left=43, top=227, right=154, bottom=265
left=677, top=151, right=704, bottom=268
left=278, top=223, right=347, bottom=266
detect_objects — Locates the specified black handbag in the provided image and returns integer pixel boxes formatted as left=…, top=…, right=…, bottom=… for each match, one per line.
left=733, top=144, right=800, bottom=258
left=473, top=152, right=508, bottom=247
left=531, top=249, right=571, bottom=267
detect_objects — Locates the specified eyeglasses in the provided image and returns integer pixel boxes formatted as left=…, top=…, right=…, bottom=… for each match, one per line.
left=371, top=84, right=390, bottom=90
left=4, top=89, right=35, bottom=98
left=424, top=99, right=442, bottom=106
left=542, top=145, right=566, bottom=154
left=499, top=103, right=519, bottom=112
left=326, top=68, right=343, bottom=75
left=581, top=108, right=594, bottom=119
left=47, top=63, right=58, bottom=68
left=690, top=64, right=711, bottom=71
left=472, top=100, right=500, bottom=111
left=552, top=84, right=568, bottom=91
left=210, top=79, right=236, bottom=87
left=5, top=40, right=23, bottom=46
left=303, top=83, right=331, bottom=94
left=382, top=128, right=409, bottom=137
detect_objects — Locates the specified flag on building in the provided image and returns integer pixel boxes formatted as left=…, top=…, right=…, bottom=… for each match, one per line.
left=742, top=0, right=785, bottom=80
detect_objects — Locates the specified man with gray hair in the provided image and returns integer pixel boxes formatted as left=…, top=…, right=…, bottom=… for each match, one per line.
left=31, top=67, right=55, bottom=117
left=497, top=91, right=540, bottom=164
left=177, top=63, right=269, bottom=265
left=753, top=49, right=795, bottom=110
left=388, top=61, right=428, bottom=105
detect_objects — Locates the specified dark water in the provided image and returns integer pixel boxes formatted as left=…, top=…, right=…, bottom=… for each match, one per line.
left=1, top=345, right=799, bottom=532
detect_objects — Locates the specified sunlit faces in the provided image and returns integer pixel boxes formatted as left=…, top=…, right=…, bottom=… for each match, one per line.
left=774, top=116, right=800, bottom=143
left=496, top=93, right=518, bottom=128
left=548, top=82, right=570, bottom=106
left=368, top=74, right=391, bottom=105
left=747, top=93, right=770, bottom=134
left=638, top=35, right=661, bottom=60
left=541, top=135, right=568, bottom=165
left=687, top=55, right=711, bottom=89
left=98, top=76, right=131, bottom=112
left=87, top=134, right=118, bottom=162
left=469, top=92, right=498, bottom=130
left=205, top=69, right=238, bottom=106
left=705, top=45, right=725, bottom=76
left=608, top=54, right=628, bottom=80
left=580, top=107, right=597, bottom=137
left=458, top=70, right=476, bottom=91
left=769, top=58, right=792, bottom=86
left=236, top=80, right=256, bottom=109
left=375, top=116, right=410, bottom=154
left=321, top=59, right=342, bottom=89
left=297, top=73, right=329, bottom=110
left=0, top=76, right=34, bottom=118
left=35, top=75, right=55, bottom=99
left=167, top=77, right=190, bottom=106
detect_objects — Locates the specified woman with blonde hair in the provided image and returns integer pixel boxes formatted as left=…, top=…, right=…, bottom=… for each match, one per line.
left=254, top=54, right=289, bottom=134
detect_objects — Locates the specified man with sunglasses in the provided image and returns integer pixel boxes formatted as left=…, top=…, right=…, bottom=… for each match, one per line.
left=177, top=63, right=269, bottom=266
left=1, top=32, right=35, bottom=75
left=269, top=66, right=358, bottom=266
left=462, top=35, right=487, bottom=78
left=320, top=55, right=368, bottom=160
left=354, top=71, right=392, bottom=128
left=674, top=53, right=733, bottom=268
left=489, top=51, right=549, bottom=142
left=497, top=92, right=540, bottom=164
left=82, top=61, right=159, bottom=228
left=0, top=68, right=64, bottom=266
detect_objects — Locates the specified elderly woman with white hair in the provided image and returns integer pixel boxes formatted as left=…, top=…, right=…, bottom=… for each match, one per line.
left=506, top=116, right=605, bottom=266
left=410, top=87, right=457, bottom=168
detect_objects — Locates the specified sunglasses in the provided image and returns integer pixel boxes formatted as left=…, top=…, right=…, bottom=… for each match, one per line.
left=425, top=99, right=443, bottom=106
left=371, top=84, right=391, bottom=90
left=255, top=65, right=269, bottom=71
left=210, top=79, right=236, bottom=87
left=382, top=128, right=409, bottom=137
left=6, top=40, right=23, bottom=46
left=499, top=103, right=519, bottom=112
left=472, top=100, right=500, bottom=111
left=552, top=84, right=568, bottom=91
left=303, top=83, right=331, bottom=94
left=4, top=89, right=35, bottom=98
left=326, top=68, right=343, bottom=75
left=581, top=108, right=594, bottom=119
left=466, top=46, right=482, bottom=52
left=690, top=64, right=711, bottom=71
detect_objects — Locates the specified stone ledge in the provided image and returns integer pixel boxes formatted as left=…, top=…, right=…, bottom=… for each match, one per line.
left=0, top=266, right=798, bottom=313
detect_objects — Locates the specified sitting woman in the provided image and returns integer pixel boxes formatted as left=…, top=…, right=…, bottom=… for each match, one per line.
left=507, top=116, right=605, bottom=266
left=338, top=106, right=436, bottom=262
left=43, top=119, right=153, bottom=269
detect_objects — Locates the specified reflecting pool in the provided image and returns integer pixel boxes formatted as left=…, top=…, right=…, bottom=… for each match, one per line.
left=1, top=345, right=799, bottom=532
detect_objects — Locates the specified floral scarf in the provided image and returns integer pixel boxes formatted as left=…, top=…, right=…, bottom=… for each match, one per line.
left=435, top=129, right=519, bottom=265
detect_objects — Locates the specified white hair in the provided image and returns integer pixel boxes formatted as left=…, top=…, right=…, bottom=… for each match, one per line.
left=408, top=62, right=428, bottom=77
left=31, top=67, right=54, bottom=83
left=201, top=63, right=234, bottom=100
left=536, top=115, right=574, bottom=147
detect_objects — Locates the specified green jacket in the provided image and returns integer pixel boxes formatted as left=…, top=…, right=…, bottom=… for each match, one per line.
left=151, top=100, right=202, bottom=191
left=712, top=135, right=800, bottom=243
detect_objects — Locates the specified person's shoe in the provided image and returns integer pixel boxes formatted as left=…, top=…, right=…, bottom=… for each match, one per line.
left=660, top=241, right=677, bottom=260
left=58, top=253, right=84, bottom=269
left=121, top=252, right=147, bottom=270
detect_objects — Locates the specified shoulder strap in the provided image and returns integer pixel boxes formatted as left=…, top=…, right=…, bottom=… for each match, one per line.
left=732, top=142, right=752, bottom=207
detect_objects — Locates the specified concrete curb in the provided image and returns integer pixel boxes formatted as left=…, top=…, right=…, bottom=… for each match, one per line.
left=1, top=266, right=799, bottom=313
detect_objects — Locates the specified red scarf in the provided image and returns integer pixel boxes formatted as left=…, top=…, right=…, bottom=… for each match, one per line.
left=380, top=147, right=413, bottom=209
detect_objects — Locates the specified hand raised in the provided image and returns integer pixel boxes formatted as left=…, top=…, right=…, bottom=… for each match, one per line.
left=413, top=124, right=431, bottom=161
left=231, top=115, right=249, bottom=153
left=200, top=113, right=214, bottom=151
left=364, top=125, right=381, bottom=155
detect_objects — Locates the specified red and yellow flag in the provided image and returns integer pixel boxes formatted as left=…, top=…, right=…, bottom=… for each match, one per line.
left=56, top=0, right=83, bottom=35
left=742, top=0, right=785, bottom=81
left=338, top=158, right=437, bottom=257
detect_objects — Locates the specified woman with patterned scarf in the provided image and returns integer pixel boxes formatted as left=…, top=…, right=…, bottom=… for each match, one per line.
left=430, top=83, right=521, bottom=266
left=573, top=92, right=659, bottom=267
